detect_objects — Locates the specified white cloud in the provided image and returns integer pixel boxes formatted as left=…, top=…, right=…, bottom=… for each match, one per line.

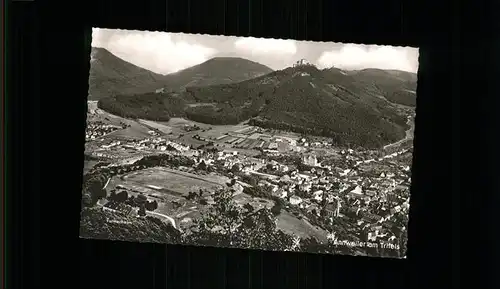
left=316, top=44, right=418, bottom=73
left=233, top=37, right=297, bottom=55
left=92, top=28, right=217, bottom=74
left=91, top=29, right=418, bottom=74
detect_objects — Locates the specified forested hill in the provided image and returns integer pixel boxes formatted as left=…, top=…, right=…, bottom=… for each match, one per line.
left=161, top=57, right=273, bottom=90
left=88, top=47, right=168, bottom=100
left=98, top=64, right=416, bottom=149
left=88, top=48, right=273, bottom=100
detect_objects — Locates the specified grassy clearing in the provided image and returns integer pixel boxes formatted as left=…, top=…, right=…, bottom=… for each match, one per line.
left=161, top=118, right=210, bottom=129
left=113, top=167, right=225, bottom=197
left=138, top=119, right=173, bottom=134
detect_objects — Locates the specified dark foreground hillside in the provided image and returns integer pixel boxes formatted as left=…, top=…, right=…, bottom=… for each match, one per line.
left=80, top=207, right=182, bottom=243
left=97, top=64, right=415, bottom=148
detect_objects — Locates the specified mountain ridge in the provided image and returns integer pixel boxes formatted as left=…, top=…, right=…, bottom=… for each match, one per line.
left=89, top=47, right=168, bottom=100
left=98, top=63, right=416, bottom=148
left=88, top=47, right=273, bottom=100
left=161, top=56, right=273, bottom=90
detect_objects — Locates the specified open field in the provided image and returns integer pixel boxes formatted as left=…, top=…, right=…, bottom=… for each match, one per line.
left=87, top=106, right=153, bottom=140
left=177, top=135, right=207, bottom=148
left=116, top=167, right=227, bottom=196
left=160, top=118, right=212, bottom=130
left=104, top=167, right=229, bottom=231
left=105, top=124, right=152, bottom=140
left=138, top=119, right=173, bottom=134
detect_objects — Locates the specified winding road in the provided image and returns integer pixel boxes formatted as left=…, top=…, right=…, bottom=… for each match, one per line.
left=146, top=210, right=178, bottom=230
left=383, top=116, right=414, bottom=151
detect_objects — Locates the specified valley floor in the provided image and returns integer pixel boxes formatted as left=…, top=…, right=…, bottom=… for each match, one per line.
left=81, top=103, right=413, bottom=258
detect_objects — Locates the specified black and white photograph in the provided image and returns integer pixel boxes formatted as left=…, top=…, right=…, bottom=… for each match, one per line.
left=80, top=28, right=418, bottom=258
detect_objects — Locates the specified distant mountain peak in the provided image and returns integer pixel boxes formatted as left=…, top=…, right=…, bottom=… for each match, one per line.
left=162, top=57, right=273, bottom=89
left=89, top=49, right=274, bottom=100
left=88, top=47, right=167, bottom=100
left=206, top=56, right=248, bottom=61
left=199, top=57, right=272, bottom=69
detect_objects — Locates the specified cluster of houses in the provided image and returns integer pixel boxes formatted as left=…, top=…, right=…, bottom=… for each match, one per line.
left=96, top=137, right=192, bottom=154
left=88, top=124, right=412, bottom=244
left=85, top=123, right=123, bottom=141
left=187, top=143, right=412, bottom=243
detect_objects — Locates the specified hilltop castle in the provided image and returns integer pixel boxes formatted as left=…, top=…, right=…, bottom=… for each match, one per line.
left=293, top=59, right=312, bottom=67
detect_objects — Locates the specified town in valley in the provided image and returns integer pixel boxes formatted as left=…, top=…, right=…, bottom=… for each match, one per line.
left=81, top=30, right=418, bottom=258
left=83, top=100, right=414, bottom=258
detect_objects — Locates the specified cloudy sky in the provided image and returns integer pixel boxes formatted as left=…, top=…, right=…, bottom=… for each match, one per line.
left=92, top=28, right=419, bottom=75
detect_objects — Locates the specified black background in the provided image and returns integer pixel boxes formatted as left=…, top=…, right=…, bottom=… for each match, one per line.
left=8, top=0, right=491, bottom=287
